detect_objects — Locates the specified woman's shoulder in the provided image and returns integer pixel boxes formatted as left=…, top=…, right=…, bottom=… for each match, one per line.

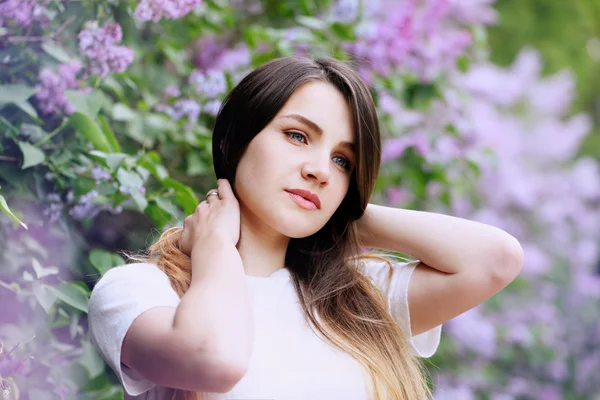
left=91, top=262, right=173, bottom=294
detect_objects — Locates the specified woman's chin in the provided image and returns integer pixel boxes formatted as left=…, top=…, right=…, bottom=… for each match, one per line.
left=275, top=219, right=327, bottom=239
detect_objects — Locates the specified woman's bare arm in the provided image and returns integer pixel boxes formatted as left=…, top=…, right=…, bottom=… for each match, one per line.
left=121, top=235, right=254, bottom=393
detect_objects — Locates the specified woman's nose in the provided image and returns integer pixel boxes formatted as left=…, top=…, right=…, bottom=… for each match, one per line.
left=302, top=154, right=331, bottom=186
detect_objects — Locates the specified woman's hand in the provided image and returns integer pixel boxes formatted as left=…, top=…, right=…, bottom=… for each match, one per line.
left=179, top=179, right=241, bottom=256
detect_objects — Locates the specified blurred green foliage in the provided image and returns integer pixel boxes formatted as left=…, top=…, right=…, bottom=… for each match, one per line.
left=488, top=0, right=600, bottom=157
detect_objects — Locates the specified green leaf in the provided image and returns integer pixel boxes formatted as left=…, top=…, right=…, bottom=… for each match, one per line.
left=330, top=22, right=357, bottom=40
left=138, top=154, right=169, bottom=181
left=32, top=258, right=59, bottom=279
left=105, top=153, right=127, bottom=171
left=98, top=115, right=122, bottom=152
left=32, top=280, right=57, bottom=313
left=0, top=84, right=36, bottom=105
left=154, top=196, right=178, bottom=215
left=186, top=152, right=209, bottom=175
left=117, top=168, right=143, bottom=188
left=111, top=103, right=137, bottom=121
left=17, top=141, right=45, bottom=169
left=69, top=112, right=112, bottom=152
left=16, top=101, right=39, bottom=119
left=162, top=178, right=198, bottom=215
left=79, top=339, right=105, bottom=379
left=48, top=282, right=89, bottom=313
left=89, top=249, right=126, bottom=275
left=64, top=90, right=104, bottom=119
left=0, top=194, right=27, bottom=229
left=131, top=191, right=148, bottom=212
left=146, top=196, right=179, bottom=228
left=41, top=42, right=77, bottom=63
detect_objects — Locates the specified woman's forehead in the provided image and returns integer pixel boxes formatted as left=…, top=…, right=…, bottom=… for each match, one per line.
left=275, top=81, right=355, bottom=144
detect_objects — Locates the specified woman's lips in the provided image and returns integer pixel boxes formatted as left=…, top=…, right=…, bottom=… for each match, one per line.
left=286, top=191, right=319, bottom=211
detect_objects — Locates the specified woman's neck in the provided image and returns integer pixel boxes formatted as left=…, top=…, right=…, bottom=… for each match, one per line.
left=236, top=213, right=290, bottom=278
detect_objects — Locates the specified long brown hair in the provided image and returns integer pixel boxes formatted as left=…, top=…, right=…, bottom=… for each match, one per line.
left=130, top=56, right=431, bottom=399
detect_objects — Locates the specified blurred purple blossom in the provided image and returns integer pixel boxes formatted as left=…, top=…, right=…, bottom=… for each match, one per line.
left=329, top=0, right=360, bottom=23
left=447, top=0, right=498, bottom=25
left=78, top=21, right=135, bottom=78
left=192, top=36, right=251, bottom=73
left=446, top=307, right=497, bottom=358
left=189, top=69, right=227, bottom=99
left=348, top=0, right=479, bottom=81
left=0, top=0, right=52, bottom=28
left=434, top=383, right=476, bottom=400
left=134, top=0, right=204, bottom=22
left=91, top=166, right=111, bottom=183
left=68, top=190, right=122, bottom=220
left=164, top=84, right=181, bottom=98
left=42, top=193, right=64, bottom=223
left=35, top=62, right=83, bottom=115
left=204, top=99, right=222, bottom=116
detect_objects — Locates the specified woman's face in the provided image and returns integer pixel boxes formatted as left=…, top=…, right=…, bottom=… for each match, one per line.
left=234, top=80, right=356, bottom=239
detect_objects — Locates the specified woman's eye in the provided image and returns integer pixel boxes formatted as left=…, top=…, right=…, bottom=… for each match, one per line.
left=334, top=156, right=351, bottom=171
left=287, top=131, right=306, bottom=143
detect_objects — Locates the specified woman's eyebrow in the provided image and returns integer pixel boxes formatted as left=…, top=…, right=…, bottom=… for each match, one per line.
left=277, top=113, right=355, bottom=153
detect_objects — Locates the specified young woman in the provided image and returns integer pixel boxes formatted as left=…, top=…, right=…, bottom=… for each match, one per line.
left=88, top=56, right=523, bottom=400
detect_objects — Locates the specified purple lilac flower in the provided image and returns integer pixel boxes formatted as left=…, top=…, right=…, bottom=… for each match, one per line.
left=192, top=36, right=229, bottom=71
left=189, top=69, right=227, bottom=99
left=91, top=166, right=111, bottom=182
left=159, top=99, right=201, bottom=130
left=134, top=0, right=204, bottom=22
left=381, top=133, right=431, bottom=162
left=78, top=21, right=135, bottom=78
left=203, top=99, right=222, bottom=116
left=447, top=0, right=498, bottom=25
left=348, top=0, right=481, bottom=81
left=434, top=384, right=476, bottom=400
left=171, top=99, right=200, bottom=122
left=0, top=0, right=52, bottom=28
left=68, top=189, right=121, bottom=220
left=446, top=307, right=497, bottom=357
left=35, top=62, right=83, bottom=115
left=42, top=193, right=64, bottom=223
left=164, top=84, right=181, bottom=98
left=329, top=0, right=360, bottom=23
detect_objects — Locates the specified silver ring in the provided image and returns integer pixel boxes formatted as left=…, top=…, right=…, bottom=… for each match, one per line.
left=205, top=191, right=219, bottom=200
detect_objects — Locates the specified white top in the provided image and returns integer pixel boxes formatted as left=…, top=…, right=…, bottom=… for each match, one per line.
left=88, top=258, right=442, bottom=400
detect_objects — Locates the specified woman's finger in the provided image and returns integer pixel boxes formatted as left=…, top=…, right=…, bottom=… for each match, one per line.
left=216, top=179, right=232, bottom=201
left=205, top=188, right=219, bottom=203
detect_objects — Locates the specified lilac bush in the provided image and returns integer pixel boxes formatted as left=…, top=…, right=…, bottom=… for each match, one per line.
left=78, top=21, right=135, bottom=78
left=428, top=48, right=600, bottom=399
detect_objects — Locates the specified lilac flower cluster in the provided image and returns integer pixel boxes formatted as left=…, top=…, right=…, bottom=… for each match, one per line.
left=155, top=98, right=201, bottom=130
left=35, top=62, right=83, bottom=115
left=429, top=49, right=600, bottom=399
left=134, top=0, right=204, bottom=22
left=192, top=36, right=251, bottom=74
left=189, top=69, right=227, bottom=99
left=42, top=193, right=64, bottom=223
left=78, top=21, right=135, bottom=78
left=68, top=190, right=123, bottom=221
left=0, top=0, right=52, bottom=28
left=346, top=0, right=495, bottom=81
left=155, top=35, right=252, bottom=124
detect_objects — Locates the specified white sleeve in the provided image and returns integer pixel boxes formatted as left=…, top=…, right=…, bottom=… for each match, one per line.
left=87, top=263, right=181, bottom=396
left=360, top=257, right=442, bottom=358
